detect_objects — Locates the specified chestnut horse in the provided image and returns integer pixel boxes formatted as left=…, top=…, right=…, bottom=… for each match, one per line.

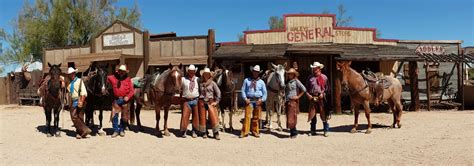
left=42, top=63, right=64, bottom=137
left=336, top=61, right=403, bottom=134
left=150, top=64, right=183, bottom=137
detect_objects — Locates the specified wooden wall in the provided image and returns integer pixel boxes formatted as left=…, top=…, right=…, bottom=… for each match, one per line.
left=148, top=37, right=208, bottom=66
left=44, top=47, right=90, bottom=72
left=0, top=77, right=9, bottom=104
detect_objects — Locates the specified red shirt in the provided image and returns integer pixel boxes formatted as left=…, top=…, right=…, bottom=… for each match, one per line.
left=107, top=75, right=134, bottom=99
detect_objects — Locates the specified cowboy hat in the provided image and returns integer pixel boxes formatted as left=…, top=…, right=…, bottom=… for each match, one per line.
left=186, top=64, right=198, bottom=72
left=67, top=67, right=78, bottom=74
left=250, top=65, right=262, bottom=73
left=287, top=68, right=299, bottom=76
left=310, top=61, right=324, bottom=69
left=199, top=67, right=214, bottom=77
left=118, top=65, right=127, bottom=71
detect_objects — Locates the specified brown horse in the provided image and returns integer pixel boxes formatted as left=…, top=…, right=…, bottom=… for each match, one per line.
left=213, top=66, right=238, bottom=132
left=336, top=61, right=403, bottom=134
left=149, top=63, right=183, bottom=137
left=41, top=63, right=65, bottom=137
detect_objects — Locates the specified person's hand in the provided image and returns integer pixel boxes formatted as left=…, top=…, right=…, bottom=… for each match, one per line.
left=291, top=96, right=299, bottom=100
left=124, top=96, right=129, bottom=102
left=256, top=99, right=263, bottom=106
left=319, top=93, right=324, bottom=99
left=245, top=99, right=251, bottom=105
left=211, top=102, right=218, bottom=107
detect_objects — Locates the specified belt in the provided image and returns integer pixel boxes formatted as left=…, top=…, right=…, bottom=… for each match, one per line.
left=248, top=97, right=261, bottom=101
left=184, top=97, right=198, bottom=101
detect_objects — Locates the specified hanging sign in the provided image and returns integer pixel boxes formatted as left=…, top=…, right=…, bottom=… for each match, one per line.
left=103, top=32, right=134, bottom=47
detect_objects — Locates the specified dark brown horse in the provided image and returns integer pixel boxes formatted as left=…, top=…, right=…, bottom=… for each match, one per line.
left=42, top=63, right=64, bottom=137
left=149, top=63, right=183, bottom=137
left=213, top=66, right=238, bottom=132
left=336, top=61, right=403, bottom=134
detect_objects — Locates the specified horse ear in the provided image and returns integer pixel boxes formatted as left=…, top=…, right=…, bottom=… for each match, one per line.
left=271, top=63, right=277, bottom=69
left=48, top=62, right=52, bottom=67
left=58, top=63, right=62, bottom=67
left=168, top=63, right=173, bottom=69
left=179, top=63, right=183, bottom=70
left=283, top=62, right=287, bottom=68
left=347, top=61, right=352, bottom=66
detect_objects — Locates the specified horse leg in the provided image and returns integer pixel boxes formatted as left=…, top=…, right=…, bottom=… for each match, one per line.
left=362, top=101, right=372, bottom=134
left=388, top=100, right=396, bottom=128
left=44, top=107, right=52, bottom=137
left=136, top=103, right=143, bottom=131
left=53, top=107, right=61, bottom=137
left=265, top=103, right=271, bottom=129
left=229, top=106, right=234, bottom=133
left=350, top=104, right=360, bottom=133
left=98, top=109, right=105, bottom=136
left=155, top=104, right=162, bottom=136
left=395, top=99, right=403, bottom=128
left=276, top=102, right=283, bottom=132
left=219, top=106, right=225, bottom=132
left=163, top=106, right=170, bottom=136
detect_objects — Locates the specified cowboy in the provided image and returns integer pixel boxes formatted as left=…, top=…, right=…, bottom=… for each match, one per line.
left=306, top=61, right=330, bottom=137
left=179, top=64, right=201, bottom=138
left=198, top=67, right=221, bottom=140
left=285, top=68, right=306, bottom=139
left=240, top=65, right=267, bottom=138
left=66, top=67, right=91, bottom=139
left=107, top=64, right=135, bottom=138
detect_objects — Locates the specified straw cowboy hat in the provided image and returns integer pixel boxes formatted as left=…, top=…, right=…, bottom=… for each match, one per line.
left=250, top=65, right=262, bottom=73
left=287, top=68, right=299, bottom=77
left=118, top=65, right=127, bottom=72
left=67, top=67, right=78, bottom=74
left=200, top=67, right=214, bottom=77
left=310, top=61, right=324, bottom=69
left=186, top=64, right=198, bottom=72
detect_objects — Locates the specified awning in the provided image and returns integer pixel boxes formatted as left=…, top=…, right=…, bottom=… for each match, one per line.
left=66, top=52, right=143, bottom=71
left=213, top=44, right=289, bottom=60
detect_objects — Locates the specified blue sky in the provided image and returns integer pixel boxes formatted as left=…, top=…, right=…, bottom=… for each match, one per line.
left=1, top=0, right=473, bottom=75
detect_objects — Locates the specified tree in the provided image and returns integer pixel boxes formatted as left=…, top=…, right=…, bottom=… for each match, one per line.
left=335, top=4, right=353, bottom=26
left=0, top=0, right=142, bottom=65
left=268, top=16, right=284, bottom=30
left=237, top=27, right=251, bottom=42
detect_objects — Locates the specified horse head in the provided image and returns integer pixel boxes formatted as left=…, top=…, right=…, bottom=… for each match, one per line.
left=166, top=63, right=183, bottom=94
left=96, top=65, right=109, bottom=96
left=47, top=63, right=62, bottom=97
left=270, top=63, right=286, bottom=90
left=336, top=61, right=352, bottom=93
left=214, top=66, right=235, bottom=92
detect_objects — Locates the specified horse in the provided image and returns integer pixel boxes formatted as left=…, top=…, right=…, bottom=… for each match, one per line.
left=262, top=63, right=287, bottom=131
left=42, top=63, right=64, bottom=137
left=336, top=61, right=403, bottom=134
left=213, top=66, right=238, bottom=132
left=83, top=63, right=113, bottom=135
left=149, top=63, right=183, bottom=137
left=129, top=70, right=162, bottom=131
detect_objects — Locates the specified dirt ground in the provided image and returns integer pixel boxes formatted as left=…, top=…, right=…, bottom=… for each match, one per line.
left=0, top=105, right=472, bottom=165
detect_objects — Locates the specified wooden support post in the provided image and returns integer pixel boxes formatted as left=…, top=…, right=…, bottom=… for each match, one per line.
left=335, top=68, right=342, bottom=114
left=409, top=61, right=420, bottom=111
left=396, top=61, right=405, bottom=76
left=425, top=63, right=431, bottom=111
left=207, top=29, right=216, bottom=66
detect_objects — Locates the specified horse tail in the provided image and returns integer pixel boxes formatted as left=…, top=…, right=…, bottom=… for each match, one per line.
left=130, top=100, right=136, bottom=125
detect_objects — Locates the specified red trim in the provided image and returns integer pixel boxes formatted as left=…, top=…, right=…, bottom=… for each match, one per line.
left=241, top=13, right=399, bottom=43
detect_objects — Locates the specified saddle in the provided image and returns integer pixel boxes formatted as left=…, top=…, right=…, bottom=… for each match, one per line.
left=362, top=70, right=392, bottom=104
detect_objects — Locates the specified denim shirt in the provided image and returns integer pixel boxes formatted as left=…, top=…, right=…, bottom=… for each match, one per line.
left=241, top=78, right=267, bottom=102
left=285, top=79, right=306, bottom=101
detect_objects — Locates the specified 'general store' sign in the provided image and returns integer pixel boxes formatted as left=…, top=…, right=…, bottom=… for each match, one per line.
left=287, top=26, right=351, bottom=42
left=103, top=32, right=134, bottom=47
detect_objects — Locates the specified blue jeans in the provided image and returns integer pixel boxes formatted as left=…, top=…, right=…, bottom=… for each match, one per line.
left=112, top=113, right=122, bottom=133
left=186, top=99, right=198, bottom=108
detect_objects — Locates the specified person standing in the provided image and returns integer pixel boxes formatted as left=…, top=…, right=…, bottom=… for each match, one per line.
left=198, top=67, right=221, bottom=140
left=179, top=64, right=201, bottom=138
left=285, top=68, right=306, bottom=139
left=306, top=62, right=330, bottom=137
left=66, top=67, right=91, bottom=139
left=107, top=65, right=135, bottom=138
left=240, top=65, right=267, bottom=138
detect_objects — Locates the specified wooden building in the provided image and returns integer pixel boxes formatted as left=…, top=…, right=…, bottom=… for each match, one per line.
left=43, top=20, right=215, bottom=77
left=213, top=14, right=464, bottom=112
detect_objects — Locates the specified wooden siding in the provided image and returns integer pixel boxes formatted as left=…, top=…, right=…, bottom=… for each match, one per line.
left=148, top=37, right=208, bottom=66
left=44, top=47, right=90, bottom=72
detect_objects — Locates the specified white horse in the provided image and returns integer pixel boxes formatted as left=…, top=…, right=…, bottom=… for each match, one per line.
left=264, top=63, right=287, bottom=131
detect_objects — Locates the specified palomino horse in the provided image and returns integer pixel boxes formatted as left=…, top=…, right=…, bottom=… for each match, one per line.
left=213, top=66, right=238, bottom=132
left=42, top=63, right=65, bottom=137
left=150, top=64, right=183, bottom=137
left=263, top=63, right=286, bottom=131
left=336, top=61, right=403, bottom=134
left=84, top=64, right=113, bottom=135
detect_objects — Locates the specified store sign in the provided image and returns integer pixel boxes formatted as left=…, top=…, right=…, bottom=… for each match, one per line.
left=415, top=45, right=445, bottom=55
left=103, top=32, right=134, bottom=47
left=286, top=26, right=351, bottom=42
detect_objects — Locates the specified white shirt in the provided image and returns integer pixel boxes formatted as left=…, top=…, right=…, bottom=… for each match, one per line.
left=181, top=76, right=199, bottom=99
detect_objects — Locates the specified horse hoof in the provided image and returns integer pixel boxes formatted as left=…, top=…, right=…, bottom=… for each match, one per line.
left=164, top=130, right=170, bottom=137
left=55, top=131, right=61, bottom=137
left=390, top=124, right=395, bottom=128
left=46, top=133, right=53, bottom=137
left=229, top=127, right=234, bottom=133
left=365, top=129, right=372, bottom=134
left=397, top=124, right=402, bottom=128
left=98, top=131, right=105, bottom=136
left=350, top=128, right=357, bottom=133
left=277, top=127, right=283, bottom=132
